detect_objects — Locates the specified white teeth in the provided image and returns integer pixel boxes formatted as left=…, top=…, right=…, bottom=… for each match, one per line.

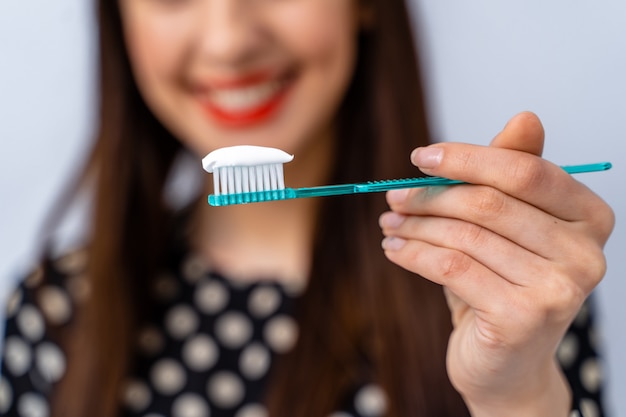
left=210, top=81, right=282, bottom=112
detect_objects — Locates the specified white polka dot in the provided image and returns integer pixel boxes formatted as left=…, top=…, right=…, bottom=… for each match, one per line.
left=354, top=384, right=387, bottom=417
left=24, top=266, right=44, bottom=288
left=263, top=315, right=298, bottom=354
left=17, top=392, right=49, bottom=417
left=580, top=358, right=602, bottom=393
left=16, top=305, right=45, bottom=342
left=66, top=275, right=91, bottom=303
left=6, top=288, right=23, bottom=318
left=248, top=286, right=280, bottom=318
left=150, top=359, right=187, bottom=395
left=137, top=326, right=165, bottom=356
left=195, top=280, right=229, bottom=314
left=172, top=393, right=210, bottom=417
left=0, top=377, right=12, bottom=413
left=55, top=250, right=87, bottom=275
left=165, top=305, right=199, bottom=340
left=182, top=335, right=218, bottom=372
left=122, top=380, right=152, bottom=412
left=239, top=343, right=270, bottom=380
left=182, top=255, right=209, bottom=283
left=207, top=371, right=245, bottom=409
left=153, top=274, right=180, bottom=302
left=235, top=403, right=268, bottom=417
left=35, top=343, right=66, bottom=383
left=557, top=333, right=579, bottom=368
left=280, top=278, right=307, bottom=297
left=38, top=286, right=72, bottom=325
left=580, top=398, right=600, bottom=417
left=215, top=312, right=253, bottom=349
left=570, top=411, right=581, bottom=417
left=4, top=337, right=32, bottom=377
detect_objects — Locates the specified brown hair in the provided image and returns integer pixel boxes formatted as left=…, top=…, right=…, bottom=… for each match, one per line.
left=50, top=0, right=469, bottom=415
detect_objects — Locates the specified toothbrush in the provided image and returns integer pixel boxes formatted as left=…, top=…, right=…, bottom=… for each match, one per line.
left=202, top=145, right=612, bottom=207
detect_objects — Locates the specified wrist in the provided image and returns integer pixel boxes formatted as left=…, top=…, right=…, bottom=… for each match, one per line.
left=463, top=360, right=572, bottom=417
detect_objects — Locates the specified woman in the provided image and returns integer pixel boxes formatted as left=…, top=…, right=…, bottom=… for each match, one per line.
left=1, top=0, right=613, bottom=416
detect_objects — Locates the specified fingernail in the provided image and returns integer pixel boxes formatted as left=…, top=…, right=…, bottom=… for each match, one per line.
left=379, top=212, right=406, bottom=229
left=411, top=147, right=443, bottom=169
left=387, top=188, right=409, bottom=204
left=382, top=236, right=406, bottom=251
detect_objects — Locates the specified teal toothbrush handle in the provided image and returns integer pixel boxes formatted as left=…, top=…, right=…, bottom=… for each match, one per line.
left=208, top=162, right=612, bottom=206
left=293, top=176, right=463, bottom=198
left=294, top=162, right=612, bottom=197
left=557, top=162, right=612, bottom=174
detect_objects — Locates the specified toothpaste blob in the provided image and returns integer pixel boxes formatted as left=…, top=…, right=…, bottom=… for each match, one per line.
left=202, top=145, right=294, bottom=173
left=202, top=146, right=294, bottom=196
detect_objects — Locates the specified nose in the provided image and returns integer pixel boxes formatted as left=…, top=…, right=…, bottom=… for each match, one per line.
left=195, top=0, right=263, bottom=67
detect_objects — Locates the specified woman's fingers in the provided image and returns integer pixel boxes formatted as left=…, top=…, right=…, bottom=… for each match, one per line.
left=379, top=211, right=590, bottom=333
left=407, top=112, right=614, bottom=242
left=380, top=234, right=516, bottom=314
left=411, top=143, right=606, bottom=225
left=379, top=212, right=549, bottom=287
left=384, top=183, right=609, bottom=293
left=385, top=184, right=585, bottom=262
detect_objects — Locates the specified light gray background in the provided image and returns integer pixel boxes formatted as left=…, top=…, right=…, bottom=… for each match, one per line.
left=1, top=0, right=624, bottom=414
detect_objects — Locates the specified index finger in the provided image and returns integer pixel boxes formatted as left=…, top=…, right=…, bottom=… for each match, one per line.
left=410, top=143, right=600, bottom=222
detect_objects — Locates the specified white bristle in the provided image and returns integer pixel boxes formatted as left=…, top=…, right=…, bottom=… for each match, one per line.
left=249, top=168, right=257, bottom=192
left=242, top=166, right=250, bottom=193
left=213, top=168, right=221, bottom=196
left=202, top=146, right=294, bottom=195
left=220, top=167, right=228, bottom=195
left=255, top=166, right=264, bottom=191
left=276, top=164, right=285, bottom=189
left=262, top=165, right=271, bottom=190
left=269, top=164, right=278, bottom=190
left=234, top=166, right=243, bottom=193
left=227, top=167, right=235, bottom=194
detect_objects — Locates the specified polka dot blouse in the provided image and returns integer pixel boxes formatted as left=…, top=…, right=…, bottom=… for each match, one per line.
left=0, top=248, right=606, bottom=417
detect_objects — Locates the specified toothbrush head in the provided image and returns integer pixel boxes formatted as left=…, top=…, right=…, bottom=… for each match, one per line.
left=202, top=145, right=294, bottom=197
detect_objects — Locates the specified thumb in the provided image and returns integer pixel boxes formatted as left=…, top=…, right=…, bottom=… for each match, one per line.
left=490, top=111, right=545, bottom=157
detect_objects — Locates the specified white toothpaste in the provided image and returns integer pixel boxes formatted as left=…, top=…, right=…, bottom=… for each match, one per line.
left=202, top=145, right=294, bottom=173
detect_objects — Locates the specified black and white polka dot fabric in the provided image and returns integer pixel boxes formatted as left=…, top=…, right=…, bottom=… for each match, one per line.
left=0, top=248, right=606, bottom=417
left=561, top=299, right=607, bottom=417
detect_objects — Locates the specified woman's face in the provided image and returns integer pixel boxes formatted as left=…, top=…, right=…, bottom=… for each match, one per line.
left=119, top=0, right=361, bottom=157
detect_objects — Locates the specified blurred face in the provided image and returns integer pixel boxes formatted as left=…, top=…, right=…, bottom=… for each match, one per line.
left=119, top=0, right=361, bottom=157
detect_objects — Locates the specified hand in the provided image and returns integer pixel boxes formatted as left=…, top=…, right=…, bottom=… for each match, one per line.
left=379, top=112, right=614, bottom=416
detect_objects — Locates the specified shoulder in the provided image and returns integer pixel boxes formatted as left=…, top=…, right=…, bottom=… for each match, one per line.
left=1, top=248, right=89, bottom=415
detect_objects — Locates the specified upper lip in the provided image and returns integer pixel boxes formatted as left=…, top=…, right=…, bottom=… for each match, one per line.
left=192, top=69, right=291, bottom=91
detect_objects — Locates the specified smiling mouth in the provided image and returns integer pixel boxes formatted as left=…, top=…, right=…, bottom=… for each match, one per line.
left=196, top=72, right=293, bottom=127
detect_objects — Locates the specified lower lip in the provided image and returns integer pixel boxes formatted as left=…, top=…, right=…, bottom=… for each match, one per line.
left=200, top=82, right=291, bottom=128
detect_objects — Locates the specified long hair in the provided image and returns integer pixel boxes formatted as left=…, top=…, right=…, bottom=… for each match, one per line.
left=50, top=0, right=469, bottom=415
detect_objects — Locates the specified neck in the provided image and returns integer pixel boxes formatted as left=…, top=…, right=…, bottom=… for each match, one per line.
left=189, top=129, right=336, bottom=285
